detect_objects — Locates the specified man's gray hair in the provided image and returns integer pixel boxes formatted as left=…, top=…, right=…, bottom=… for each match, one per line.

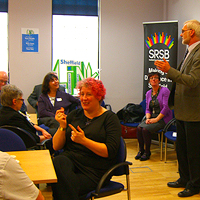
left=0, top=84, right=23, bottom=107
left=184, top=19, right=200, bottom=38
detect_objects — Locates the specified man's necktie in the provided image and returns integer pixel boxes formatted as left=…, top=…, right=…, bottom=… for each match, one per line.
left=183, top=49, right=189, bottom=62
left=180, top=49, right=189, bottom=71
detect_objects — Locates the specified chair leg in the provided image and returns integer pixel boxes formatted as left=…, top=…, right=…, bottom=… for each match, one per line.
left=158, top=134, right=160, bottom=147
left=126, top=174, right=131, bottom=200
left=177, top=159, right=179, bottom=173
left=165, top=137, right=167, bottom=162
left=160, top=132, right=163, bottom=161
left=174, top=142, right=176, bottom=150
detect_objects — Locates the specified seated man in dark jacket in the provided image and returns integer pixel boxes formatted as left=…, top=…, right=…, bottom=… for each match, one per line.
left=0, top=84, right=52, bottom=143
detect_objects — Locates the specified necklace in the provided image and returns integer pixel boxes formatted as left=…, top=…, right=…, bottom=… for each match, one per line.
left=151, top=86, right=160, bottom=98
left=151, top=87, right=160, bottom=114
left=86, top=117, right=92, bottom=125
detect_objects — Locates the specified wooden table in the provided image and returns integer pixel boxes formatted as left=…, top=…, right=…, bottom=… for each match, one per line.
left=7, top=150, right=57, bottom=184
left=29, top=113, right=38, bottom=125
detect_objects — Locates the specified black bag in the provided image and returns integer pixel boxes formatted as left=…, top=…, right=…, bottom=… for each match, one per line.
left=117, top=103, right=145, bottom=123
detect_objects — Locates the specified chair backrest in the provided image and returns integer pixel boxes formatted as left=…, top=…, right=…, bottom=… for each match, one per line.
left=83, top=136, right=132, bottom=200
left=0, top=128, right=26, bottom=151
left=172, top=109, right=175, bottom=118
left=0, top=125, right=37, bottom=148
left=113, top=137, right=127, bottom=176
left=101, top=101, right=105, bottom=108
left=101, top=100, right=112, bottom=111
left=140, top=99, right=146, bottom=114
left=163, top=118, right=176, bottom=132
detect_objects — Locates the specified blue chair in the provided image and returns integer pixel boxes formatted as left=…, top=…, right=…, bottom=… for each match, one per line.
left=101, top=100, right=112, bottom=111
left=0, top=125, right=50, bottom=149
left=0, top=128, right=26, bottom=151
left=162, top=118, right=177, bottom=162
left=159, top=110, right=175, bottom=161
left=83, top=137, right=132, bottom=200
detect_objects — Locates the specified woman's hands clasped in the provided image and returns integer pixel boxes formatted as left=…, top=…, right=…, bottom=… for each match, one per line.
left=146, top=118, right=158, bottom=124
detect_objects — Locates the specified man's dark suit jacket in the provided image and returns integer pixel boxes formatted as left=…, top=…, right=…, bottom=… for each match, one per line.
left=27, top=84, right=65, bottom=110
left=0, top=106, right=40, bottom=142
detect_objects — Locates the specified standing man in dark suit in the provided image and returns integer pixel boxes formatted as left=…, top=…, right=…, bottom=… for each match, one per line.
left=154, top=19, right=200, bottom=198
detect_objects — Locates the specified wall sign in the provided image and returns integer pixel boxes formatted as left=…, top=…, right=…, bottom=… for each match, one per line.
left=143, top=21, right=178, bottom=99
left=53, top=59, right=99, bottom=95
left=22, top=28, right=39, bottom=53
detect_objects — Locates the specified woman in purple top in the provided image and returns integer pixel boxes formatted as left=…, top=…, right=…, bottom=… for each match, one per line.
left=135, top=72, right=173, bottom=161
left=38, top=72, right=81, bottom=135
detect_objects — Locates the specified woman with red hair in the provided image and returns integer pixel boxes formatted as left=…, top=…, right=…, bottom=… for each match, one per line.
left=52, top=77, right=121, bottom=200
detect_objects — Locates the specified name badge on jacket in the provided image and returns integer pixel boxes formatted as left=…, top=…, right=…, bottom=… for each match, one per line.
left=57, top=98, right=62, bottom=102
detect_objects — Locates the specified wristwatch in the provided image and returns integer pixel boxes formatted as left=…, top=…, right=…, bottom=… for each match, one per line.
left=59, top=126, right=66, bottom=131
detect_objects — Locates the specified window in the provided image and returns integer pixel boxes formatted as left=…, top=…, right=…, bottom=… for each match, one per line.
left=52, top=15, right=99, bottom=95
left=0, top=12, right=8, bottom=73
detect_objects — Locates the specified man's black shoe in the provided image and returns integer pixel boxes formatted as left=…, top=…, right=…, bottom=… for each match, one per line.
left=167, top=180, right=186, bottom=188
left=178, top=189, right=199, bottom=197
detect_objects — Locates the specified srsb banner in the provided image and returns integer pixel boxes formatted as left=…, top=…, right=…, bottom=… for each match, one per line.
left=143, top=21, right=178, bottom=99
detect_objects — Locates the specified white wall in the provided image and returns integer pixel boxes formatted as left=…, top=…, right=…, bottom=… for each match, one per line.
left=100, top=0, right=200, bottom=113
left=166, top=0, right=200, bottom=64
left=7, top=0, right=200, bottom=113
left=100, top=0, right=164, bottom=112
left=8, top=0, right=52, bottom=113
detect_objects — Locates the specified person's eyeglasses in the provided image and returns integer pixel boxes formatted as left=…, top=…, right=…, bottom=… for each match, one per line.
left=17, top=98, right=24, bottom=102
left=0, top=80, right=8, bottom=84
left=150, top=77, right=159, bottom=80
left=182, top=29, right=192, bottom=34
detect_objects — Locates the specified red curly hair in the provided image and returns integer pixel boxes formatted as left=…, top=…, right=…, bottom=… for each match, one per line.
left=76, top=77, right=106, bottom=102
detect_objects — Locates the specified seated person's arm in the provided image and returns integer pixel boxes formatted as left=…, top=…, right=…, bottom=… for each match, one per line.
left=53, top=108, right=67, bottom=150
left=36, top=190, right=45, bottom=200
left=146, top=113, right=151, bottom=119
left=33, top=124, right=52, bottom=139
left=154, top=113, right=165, bottom=122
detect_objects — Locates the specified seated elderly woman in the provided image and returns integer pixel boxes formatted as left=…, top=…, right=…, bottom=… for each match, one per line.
left=38, top=72, right=81, bottom=135
left=0, top=84, right=52, bottom=143
left=51, top=77, right=121, bottom=200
